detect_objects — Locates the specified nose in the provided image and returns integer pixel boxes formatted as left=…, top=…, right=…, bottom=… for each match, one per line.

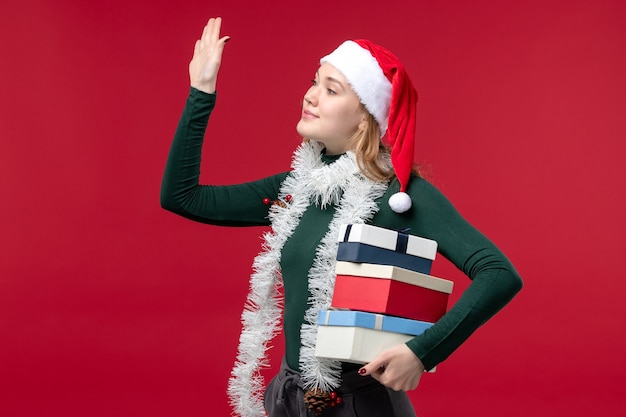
left=304, top=85, right=319, bottom=106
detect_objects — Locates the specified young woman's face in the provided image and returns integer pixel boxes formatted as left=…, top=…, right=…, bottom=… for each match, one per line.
left=296, top=63, right=366, bottom=154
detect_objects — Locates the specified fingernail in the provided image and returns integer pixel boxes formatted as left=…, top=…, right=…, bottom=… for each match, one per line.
left=358, top=368, right=366, bottom=375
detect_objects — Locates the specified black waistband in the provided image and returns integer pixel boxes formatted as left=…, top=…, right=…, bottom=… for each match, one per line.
left=277, top=357, right=379, bottom=394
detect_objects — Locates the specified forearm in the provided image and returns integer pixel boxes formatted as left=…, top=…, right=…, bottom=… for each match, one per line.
left=395, top=178, right=523, bottom=370
left=407, top=259, right=522, bottom=370
left=161, top=87, right=214, bottom=216
left=160, top=88, right=284, bottom=226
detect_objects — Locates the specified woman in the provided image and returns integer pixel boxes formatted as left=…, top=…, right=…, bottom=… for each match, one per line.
left=161, top=17, right=523, bottom=417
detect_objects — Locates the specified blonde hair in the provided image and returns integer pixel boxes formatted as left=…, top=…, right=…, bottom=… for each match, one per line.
left=349, top=112, right=395, bottom=182
left=351, top=108, right=422, bottom=181
left=303, top=108, right=420, bottom=183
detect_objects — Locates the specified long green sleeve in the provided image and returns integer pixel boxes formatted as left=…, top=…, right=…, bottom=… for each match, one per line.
left=161, top=88, right=523, bottom=373
left=372, top=178, right=523, bottom=370
left=160, top=88, right=287, bottom=226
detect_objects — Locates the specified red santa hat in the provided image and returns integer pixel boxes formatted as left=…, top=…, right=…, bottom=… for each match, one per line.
left=320, top=39, right=418, bottom=213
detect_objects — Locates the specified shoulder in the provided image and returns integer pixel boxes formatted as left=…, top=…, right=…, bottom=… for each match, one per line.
left=388, top=174, right=461, bottom=219
left=402, top=174, right=450, bottom=204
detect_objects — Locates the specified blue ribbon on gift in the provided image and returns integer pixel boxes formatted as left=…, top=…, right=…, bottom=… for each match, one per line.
left=338, top=225, right=431, bottom=274
left=342, top=224, right=353, bottom=242
left=343, top=224, right=411, bottom=254
left=395, top=231, right=409, bottom=254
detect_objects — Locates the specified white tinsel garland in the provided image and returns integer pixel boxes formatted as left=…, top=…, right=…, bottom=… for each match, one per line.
left=227, top=140, right=389, bottom=417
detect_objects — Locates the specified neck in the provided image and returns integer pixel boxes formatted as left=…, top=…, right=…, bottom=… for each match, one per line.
left=321, top=142, right=351, bottom=155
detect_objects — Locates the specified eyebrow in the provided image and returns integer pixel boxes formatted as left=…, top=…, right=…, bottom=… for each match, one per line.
left=314, top=69, right=347, bottom=92
left=324, top=76, right=346, bottom=92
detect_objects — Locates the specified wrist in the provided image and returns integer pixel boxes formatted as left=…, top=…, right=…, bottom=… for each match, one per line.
left=190, top=86, right=217, bottom=98
left=190, top=82, right=216, bottom=94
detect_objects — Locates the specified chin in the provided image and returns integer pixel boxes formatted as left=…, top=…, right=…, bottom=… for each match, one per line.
left=296, top=124, right=315, bottom=141
left=296, top=121, right=304, bottom=136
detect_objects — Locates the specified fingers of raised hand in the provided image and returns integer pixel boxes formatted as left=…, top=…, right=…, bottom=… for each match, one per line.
left=208, top=17, right=220, bottom=46
left=201, top=18, right=227, bottom=46
left=189, top=17, right=230, bottom=93
left=197, top=18, right=229, bottom=58
left=200, top=18, right=215, bottom=48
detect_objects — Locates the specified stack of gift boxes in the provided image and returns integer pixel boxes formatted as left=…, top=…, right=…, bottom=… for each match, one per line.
left=314, top=224, right=454, bottom=368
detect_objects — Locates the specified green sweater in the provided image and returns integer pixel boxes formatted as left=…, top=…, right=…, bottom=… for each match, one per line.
left=161, top=88, right=523, bottom=372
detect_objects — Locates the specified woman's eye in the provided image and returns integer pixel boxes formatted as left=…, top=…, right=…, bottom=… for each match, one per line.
left=311, top=79, right=318, bottom=86
left=327, top=88, right=336, bottom=95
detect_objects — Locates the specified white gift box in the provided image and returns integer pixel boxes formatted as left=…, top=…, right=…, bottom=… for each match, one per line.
left=314, top=309, right=433, bottom=365
left=337, top=224, right=438, bottom=274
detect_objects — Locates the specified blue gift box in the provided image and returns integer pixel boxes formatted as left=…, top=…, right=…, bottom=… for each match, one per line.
left=336, top=224, right=437, bottom=274
left=317, top=309, right=433, bottom=335
left=315, top=309, right=434, bottom=364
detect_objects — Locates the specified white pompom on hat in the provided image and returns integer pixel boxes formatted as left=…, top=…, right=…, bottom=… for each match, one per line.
left=320, top=40, right=418, bottom=213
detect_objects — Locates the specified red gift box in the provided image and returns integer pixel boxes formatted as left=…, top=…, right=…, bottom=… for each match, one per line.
left=332, top=262, right=454, bottom=322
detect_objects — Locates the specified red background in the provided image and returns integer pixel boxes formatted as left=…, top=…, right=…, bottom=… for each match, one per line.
left=1, top=0, right=625, bottom=416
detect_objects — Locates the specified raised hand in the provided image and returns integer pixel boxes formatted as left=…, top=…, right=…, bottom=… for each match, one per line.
left=189, top=17, right=230, bottom=94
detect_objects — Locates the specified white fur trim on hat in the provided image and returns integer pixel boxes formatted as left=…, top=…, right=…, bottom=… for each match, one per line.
left=320, top=41, right=392, bottom=137
left=388, top=191, right=412, bottom=213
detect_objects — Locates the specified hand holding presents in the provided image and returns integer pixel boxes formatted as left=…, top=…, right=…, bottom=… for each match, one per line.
left=359, top=344, right=426, bottom=391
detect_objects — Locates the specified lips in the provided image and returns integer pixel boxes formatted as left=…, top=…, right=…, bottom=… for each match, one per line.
left=302, top=109, right=319, bottom=118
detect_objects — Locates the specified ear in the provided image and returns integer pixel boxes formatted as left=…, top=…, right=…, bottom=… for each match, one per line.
left=358, top=110, right=369, bottom=131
